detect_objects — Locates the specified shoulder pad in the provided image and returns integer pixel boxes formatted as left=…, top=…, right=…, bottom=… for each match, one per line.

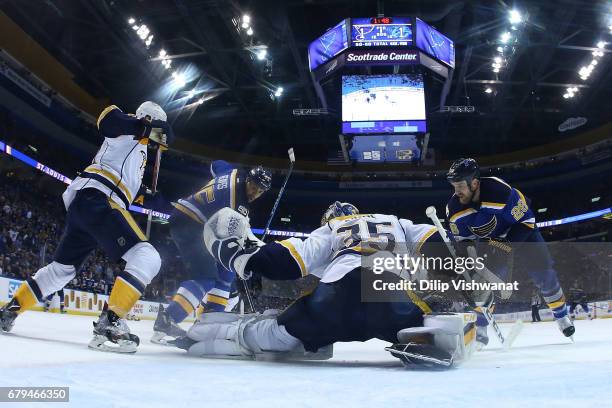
left=479, top=177, right=512, bottom=207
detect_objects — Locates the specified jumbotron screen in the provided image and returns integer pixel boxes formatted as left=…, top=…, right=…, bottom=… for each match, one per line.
left=308, top=19, right=349, bottom=71
left=341, top=74, right=426, bottom=134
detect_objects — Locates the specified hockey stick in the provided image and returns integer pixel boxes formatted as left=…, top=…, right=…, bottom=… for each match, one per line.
left=241, top=148, right=296, bottom=313
left=262, top=148, right=296, bottom=241
left=425, top=206, right=523, bottom=350
left=145, top=143, right=163, bottom=239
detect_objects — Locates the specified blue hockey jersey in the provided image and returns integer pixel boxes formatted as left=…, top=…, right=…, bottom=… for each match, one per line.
left=446, top=177, right=536, bottom=240
left=172, top=164, right=249, bottom=224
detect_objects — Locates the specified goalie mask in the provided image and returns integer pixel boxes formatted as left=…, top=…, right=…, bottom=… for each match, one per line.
left=136, top=101, right=167, bottom=122
left=320, top=201, right=359, bottom=225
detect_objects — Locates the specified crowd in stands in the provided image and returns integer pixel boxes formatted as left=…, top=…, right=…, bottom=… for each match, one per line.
left=1, top=159, right=611, bottom=314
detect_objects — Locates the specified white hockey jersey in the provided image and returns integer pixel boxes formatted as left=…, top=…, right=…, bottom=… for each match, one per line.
left=62, top=106, right=148, bottom=210
left=279, top=214, right=437, bottom=283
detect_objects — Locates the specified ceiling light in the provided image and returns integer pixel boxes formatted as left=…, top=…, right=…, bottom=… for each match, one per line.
left=242, top=15, right=251, bottom=24
left=256, top=49, right=267, bottom=60
left=500, top=32, right=512, bottom=44
left=509, top=10, right=522, bottom=24
left=128, top=18, right=135, bottom=25
left=597, top=41, right=606, bottom=49
left=241, top=21, right=249, bottom=29
left=173, top=73, right=186, bottom=89
left=485, top=87, right=493, bottom=94
left=246, top=27, right=254, bottom=36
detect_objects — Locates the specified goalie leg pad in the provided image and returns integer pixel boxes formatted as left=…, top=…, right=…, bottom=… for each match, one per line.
left=396, top=312, right=477, bottom=367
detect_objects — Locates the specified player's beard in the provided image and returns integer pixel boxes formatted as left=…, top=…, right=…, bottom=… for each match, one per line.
left=458, top=190, right=473, bottom=205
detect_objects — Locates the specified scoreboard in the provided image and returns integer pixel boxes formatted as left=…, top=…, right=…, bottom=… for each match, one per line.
left=308, top=16, right=455, bottom=72
left=351, top=17, right=413, bottom=47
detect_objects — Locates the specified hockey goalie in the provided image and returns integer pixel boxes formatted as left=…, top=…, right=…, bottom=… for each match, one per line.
left=174, top=203, right=479, bottom=369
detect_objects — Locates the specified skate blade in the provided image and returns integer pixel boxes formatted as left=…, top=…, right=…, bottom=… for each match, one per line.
left=150, top=332, right=177, bottom=346
left=88, top=335, right=137, bottom=354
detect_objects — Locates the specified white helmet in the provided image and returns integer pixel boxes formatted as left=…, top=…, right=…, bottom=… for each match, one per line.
left=321, top=201, right=359, bottom=225
left=136, top=101, right=167, bottom=122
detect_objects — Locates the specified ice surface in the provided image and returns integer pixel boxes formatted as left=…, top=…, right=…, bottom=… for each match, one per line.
left=1, top=311, right=611, bottom=408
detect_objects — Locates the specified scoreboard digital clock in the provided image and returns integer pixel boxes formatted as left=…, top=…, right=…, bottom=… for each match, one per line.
left=351, top=17, right=413, bottom=47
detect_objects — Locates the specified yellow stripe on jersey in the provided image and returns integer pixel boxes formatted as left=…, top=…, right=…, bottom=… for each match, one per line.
left=405, top=290, right=432, bottom=314
left=230, top=169, right=237, bottom=210
left=547, top=297, right=566, bottom=310
left=108, top=199, right=148, bottom=241
left=522, top=222, right=535, bottom=229
left=173, top=293, right=195, bottom=314
left=278, top=240, right=308, bottom=277
left=84, top=165, right=134, bottom=203
left=206, top=294, right=229, bottom=307
left=108, top=276, right=142, bottom=318
left=449, top=208, right=477, bottom=222
left=481, top=201, right=505, bottom=209
left=97, top=105, right=119, bottom=129
left=13, top=282, right=39, bottom=313
left=330, top=214, right=370, bottom=222
left=515, top=188, right=528, bottom=207
left=415, top=227, right=438, bottom=254
left=172, top=202, right=204, bottom=224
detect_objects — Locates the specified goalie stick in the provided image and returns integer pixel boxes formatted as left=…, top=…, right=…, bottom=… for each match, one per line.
left=240, top=148, right=296, bottom=313
left=425, top=206, right=523, bottom=350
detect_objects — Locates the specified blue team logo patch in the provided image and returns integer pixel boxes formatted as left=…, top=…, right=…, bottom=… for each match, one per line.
left=8, top=280, right=21, bottom=299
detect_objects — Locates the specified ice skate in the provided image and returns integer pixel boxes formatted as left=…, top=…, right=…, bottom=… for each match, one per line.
left=556, top=316, right=575, bottom=339
left=0, top=298, right=20, bottom=333
left=89, top=309, right=140, bottom=353
left=151, top=304, right=186, bottom=345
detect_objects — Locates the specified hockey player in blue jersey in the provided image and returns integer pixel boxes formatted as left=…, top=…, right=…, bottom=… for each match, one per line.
left=150, top=162, right=271, bottom=344
left=445, top=158, right=575, bottom=343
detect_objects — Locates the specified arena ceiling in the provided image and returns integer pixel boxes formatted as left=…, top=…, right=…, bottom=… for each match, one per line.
left=2, top=0, right=611, bottom=163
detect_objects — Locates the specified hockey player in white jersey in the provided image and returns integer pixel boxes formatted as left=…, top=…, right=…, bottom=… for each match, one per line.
left=0, top=102, right=173, bottom=353
left=176, top=202, right=478, bottom=368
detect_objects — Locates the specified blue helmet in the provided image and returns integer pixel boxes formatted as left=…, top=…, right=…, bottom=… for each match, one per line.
left=447, top=158, right=480, bottom=183
left=321, top=201, right=359, bottom=225
left=247, top=165, right=272, bottom=191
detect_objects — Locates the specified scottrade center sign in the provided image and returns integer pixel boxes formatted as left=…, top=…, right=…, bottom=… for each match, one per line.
left=344, top=48, right=419, bottom=65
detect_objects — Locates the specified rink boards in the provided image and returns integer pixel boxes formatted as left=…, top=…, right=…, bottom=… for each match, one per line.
left=0, top=276, right=188, bottom=321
